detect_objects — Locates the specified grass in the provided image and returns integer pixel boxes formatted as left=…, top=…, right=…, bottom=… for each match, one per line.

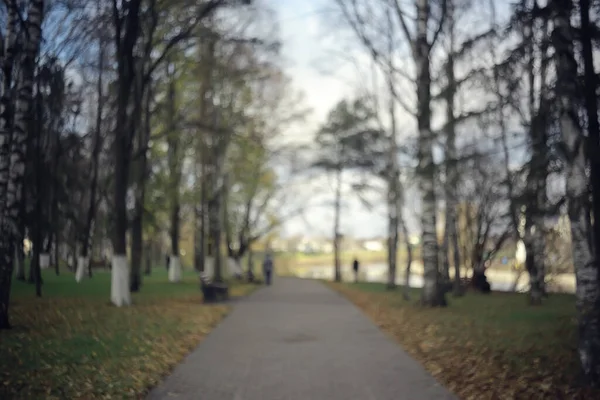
left=327, top=281, right=599, bottom=400
left=1, top=268, right=257, bottom=400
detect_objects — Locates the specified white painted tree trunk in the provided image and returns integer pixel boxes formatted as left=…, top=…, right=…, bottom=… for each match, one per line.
left=75, top=256, right=89, bottom=283
left=39, top=253, right=50, bottom=269
left=515, top=240, right=526, bottom=266
left=168, top=255, right=182, bottom=282
left=204, top=256, right=214, bottom=278
left=228, top=258, right=243, bottom=277
left=111, top=255, right=131, bottom=307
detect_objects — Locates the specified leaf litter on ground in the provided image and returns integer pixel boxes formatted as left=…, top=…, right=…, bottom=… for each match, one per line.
left=0, top=270, right=257, bottom=399
left=327, top=281, right=600, bottom=400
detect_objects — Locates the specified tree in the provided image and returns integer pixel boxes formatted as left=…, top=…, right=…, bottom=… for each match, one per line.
left=313, top=98, right=378, bottom=282
left=456, top=152, right=511, bottom=290
left=578, top=0, right=600, bottom=262
left=551, top=0, right=600, bottom=385
left=333, top=0, right=448, bottom=305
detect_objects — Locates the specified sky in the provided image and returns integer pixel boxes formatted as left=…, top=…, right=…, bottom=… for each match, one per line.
left=260, top=0, right=523, bottom=240
left=263, top=0, right=397, bottom=239
left=266, top=0, right=386, bottom=238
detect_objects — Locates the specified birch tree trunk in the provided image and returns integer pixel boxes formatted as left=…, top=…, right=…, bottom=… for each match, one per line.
left=0, top=0, right=45, bottom=328
left=552, top=0, right=600, bottom=384
left=415, top=0, right=445, bottom=306
left=579, top=0, right=600, bottom=257
left=0, top=4, right=18, bottom=208
left=444, top=0, right=461, bottom=296
left=333, top=167, right=342, bottom=282
left=0, top=6, right=19, bottom=323
left=523, top=6, right=550, bottom=304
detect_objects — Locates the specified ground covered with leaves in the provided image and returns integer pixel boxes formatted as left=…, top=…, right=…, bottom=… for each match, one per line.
left=1, top=269, right=257, bottom=399
left=328, top=281, right=600, bottom=400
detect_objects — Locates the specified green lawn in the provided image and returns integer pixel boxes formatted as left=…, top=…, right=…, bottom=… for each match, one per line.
left=328, top=282, right=597, bottom=400
left=1, top=268, right=256, bottom=400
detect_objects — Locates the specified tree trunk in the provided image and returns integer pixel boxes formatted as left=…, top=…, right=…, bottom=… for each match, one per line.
left=209, top=182, right=223, bottom=282
left=401, top=216, right=412, bottom=301
left=194, top=201, right=203, bottom=272
left=130, top=200, right=144, bottom=290
left=333, top=167, right=342, bottom=282
left=416, top=0, right=445, bottom=307
left=223, top=173, right=234, bottom=264
left=524, top=220, right=542, bottom=304
left=144, top=240, right=152, bottom=276
left=386, top=16, right=399, bottom=290
left=112, top=109, right=132, bottom=306
left=130, top=80, right=152, bottom=291
left=444, top=0, right=461, bottom=296
left=0, top=0, right=45, bottom=329
left=0, top=5, right=18, bottom=328
left=580, top=0, right=600, bottom=258
left=15, top=233, right=25, bottom=281
left=110, top=0, right=143, bottom=307
left=194, top=157, right=204, bottom=272
left=553, top=0, right=600, bottom=385
left=207, top=117, right=227, bottom=283
left=386, top=181, right=399, bottom=290
left=247, top=247, right=255, bottom=282
left=79, top=34, right=105, bottom=283
left=166, top=69, right=182, bottom=283
left=197, top=149, right=207, bottom=272
left=53, top=232, right=59, bottom=276
left=440, top=219, right=450, bottom=288
left=524, top=9, right=550, bottom=304
left=29, top=73, right=45, bottom=294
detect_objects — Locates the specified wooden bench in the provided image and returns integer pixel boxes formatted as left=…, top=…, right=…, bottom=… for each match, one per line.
left=199, top=272, right=229, bottom=303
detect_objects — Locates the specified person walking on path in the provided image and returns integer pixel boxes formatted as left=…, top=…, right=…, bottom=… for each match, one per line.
left=352, top=258, right=359, bottom=283
left=263, top=253, right=274, bottom=285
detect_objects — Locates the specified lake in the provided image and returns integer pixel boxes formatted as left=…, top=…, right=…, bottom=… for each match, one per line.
left=284, top=261, right=576, bottom=293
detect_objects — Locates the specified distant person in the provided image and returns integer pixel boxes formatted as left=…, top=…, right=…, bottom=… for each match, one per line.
left=352, top=258, right=359, bottom=283
left=263, top=253, right=274, bottom=285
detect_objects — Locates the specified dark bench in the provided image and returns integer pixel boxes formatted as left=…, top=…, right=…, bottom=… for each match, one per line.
left=200, top=272, right=229, bottom=303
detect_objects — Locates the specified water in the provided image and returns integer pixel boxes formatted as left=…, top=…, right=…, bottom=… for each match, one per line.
left=287, top=262, right=576, bottom=294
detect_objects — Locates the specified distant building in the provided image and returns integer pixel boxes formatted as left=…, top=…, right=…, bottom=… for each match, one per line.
left=362, top=238, right=385, bottom=252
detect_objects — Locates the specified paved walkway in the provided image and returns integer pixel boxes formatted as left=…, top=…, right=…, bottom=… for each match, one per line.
left=147, top=277, right=456, bottom=400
